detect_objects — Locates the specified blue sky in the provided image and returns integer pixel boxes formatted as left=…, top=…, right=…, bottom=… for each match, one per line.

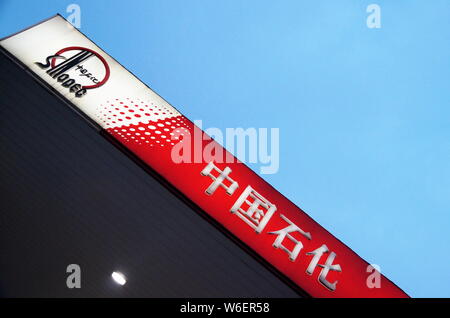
left=1, top=0, right=449, bottom=297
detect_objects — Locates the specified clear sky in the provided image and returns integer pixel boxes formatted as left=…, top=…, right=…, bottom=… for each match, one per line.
left=1, top=0, right=449, bottom=297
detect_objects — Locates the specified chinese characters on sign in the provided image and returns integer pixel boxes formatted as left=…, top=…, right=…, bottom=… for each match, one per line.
left=200, top=161, right=342, bottom=291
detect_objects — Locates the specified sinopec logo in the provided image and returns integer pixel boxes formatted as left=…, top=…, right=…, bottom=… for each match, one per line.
left=35, top=46, right=110, bottom=98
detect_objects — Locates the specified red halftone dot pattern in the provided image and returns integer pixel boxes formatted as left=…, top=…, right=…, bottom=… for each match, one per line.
left=108, top=115, right=191, bottom=148
left=95, top=97, right=180, bottom=129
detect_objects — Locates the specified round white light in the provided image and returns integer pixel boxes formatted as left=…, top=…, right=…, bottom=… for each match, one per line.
left=111, top=272, right=127, bottom=285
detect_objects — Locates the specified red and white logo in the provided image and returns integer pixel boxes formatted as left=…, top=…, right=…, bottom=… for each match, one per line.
left=35, top=46, right=110, bottom=98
